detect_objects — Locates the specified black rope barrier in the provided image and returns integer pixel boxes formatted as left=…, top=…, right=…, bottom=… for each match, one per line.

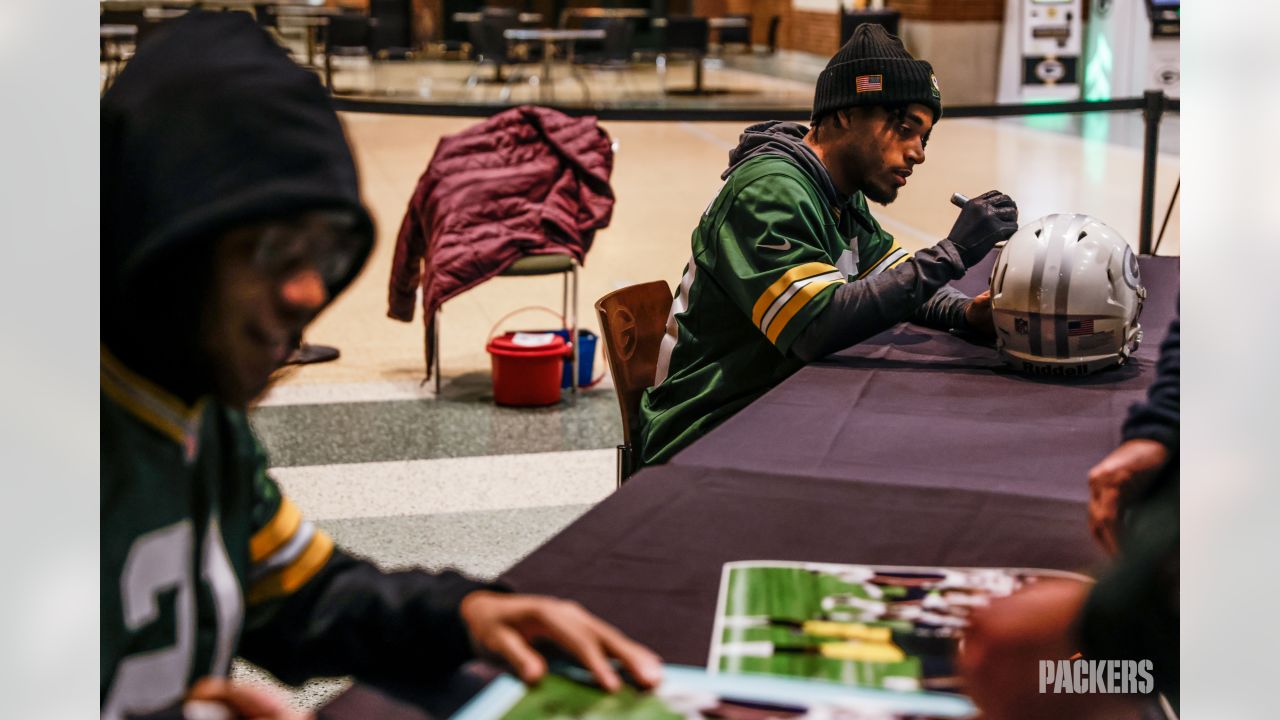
left=332, top=92, right=1178, bottom=256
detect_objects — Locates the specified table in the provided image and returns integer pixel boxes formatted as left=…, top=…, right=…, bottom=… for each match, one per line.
left=451, top=11, right=543, bottom=24
left=671, top=255, right=1180, bottom=496
left=656, top=16, right=749, bottom=95
left=559, top=6, right=650, bottom=28
left=500, top=255, right=1179, bottom=666
left=501, top=27, right=606, bottom=103
left=325, top=256, right=1179, bottom=715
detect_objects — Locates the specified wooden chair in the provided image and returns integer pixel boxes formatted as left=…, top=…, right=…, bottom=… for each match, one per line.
left=595, top=280, right=672, bottom=486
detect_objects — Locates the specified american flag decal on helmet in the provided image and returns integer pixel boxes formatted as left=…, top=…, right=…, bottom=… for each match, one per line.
left=855, top=74, right=883, bottom=93
left=1068, top=319, right=1095, bottom=336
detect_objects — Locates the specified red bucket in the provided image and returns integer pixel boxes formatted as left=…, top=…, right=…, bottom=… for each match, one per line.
left=486, top=330, right=570, bottom=406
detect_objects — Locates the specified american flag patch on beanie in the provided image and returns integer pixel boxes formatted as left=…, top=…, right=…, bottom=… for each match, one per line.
left=855, top=74, right=883, bottom=93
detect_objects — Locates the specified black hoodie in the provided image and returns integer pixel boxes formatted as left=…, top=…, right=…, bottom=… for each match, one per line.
left=101, top=10, right=373, bottom=400
left=101, top=15, right=493, bottom=716
left=723, top=121, right=843, bottom=208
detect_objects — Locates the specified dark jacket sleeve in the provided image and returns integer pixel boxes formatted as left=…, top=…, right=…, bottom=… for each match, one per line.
left=239, top=548, right=505, bottom=687
left=1076, top=476, right=1180, bottom=705
left=910, top=285, right=973, bottom=333
left=1076, top=310, right=1181, bottom=707
left=791, top=239, right=968, bottom=362
left=1121, top=313, right=1180, bottom=451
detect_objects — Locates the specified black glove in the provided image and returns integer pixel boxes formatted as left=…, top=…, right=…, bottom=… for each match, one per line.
left=945, top=190, right=1019, bottom=267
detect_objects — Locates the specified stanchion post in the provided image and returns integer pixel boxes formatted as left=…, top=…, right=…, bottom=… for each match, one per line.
left=1139, top=90, right=1165, bottom=255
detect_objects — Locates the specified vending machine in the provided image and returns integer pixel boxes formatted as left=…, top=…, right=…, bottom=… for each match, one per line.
left=1083, top=0, right=1180, bottom=100
left=998, top=0, right=1085, bottom=103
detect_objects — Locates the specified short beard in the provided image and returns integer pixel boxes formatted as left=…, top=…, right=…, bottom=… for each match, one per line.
left=862, top=183, right=898, bottom=205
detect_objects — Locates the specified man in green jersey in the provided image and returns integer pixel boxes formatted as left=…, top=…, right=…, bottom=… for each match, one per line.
left=637, top=24, right=1019, bottom=466
left=101, top=13, right=659, bottom=719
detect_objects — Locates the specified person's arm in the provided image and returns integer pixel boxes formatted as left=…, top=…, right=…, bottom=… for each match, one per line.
left=790, top=239, right=967, bottom=361
left=1088, top=311, right=1179, bottom=553
left=239, top=543, right=492, bottom=686
left=1077, top=477, right=1180, bottom=707
left=790, top=191, right=1017, bottom=362
left=237, top=445, right=660, bottom=692
left=910, top=284, right=973, bottom=332
left=1122, top=313, right=1180, bottom=450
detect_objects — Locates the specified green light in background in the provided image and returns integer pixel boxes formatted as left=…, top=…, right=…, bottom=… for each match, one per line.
left=1084, top=34, right=1113, bottom=101
left=1024, top=113, right=1074, bottom=134
left=1082, top=112, right=1111, bottom=184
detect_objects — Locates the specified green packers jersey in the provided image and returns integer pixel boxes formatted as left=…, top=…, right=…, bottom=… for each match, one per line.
left=637, top=156, right=906, bottom=466
left=101, top=349, right=333, bottom=720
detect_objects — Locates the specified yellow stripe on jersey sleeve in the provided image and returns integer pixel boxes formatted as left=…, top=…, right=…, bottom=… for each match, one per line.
left=751, top=262, right=840, bottom=328
left=250, top=497, right=303, bottom=563
left=856, top=245, right=908, bottom=280
left=247, top=530, right=335, bottom=605
left=765, top=278, right=845, bottom=344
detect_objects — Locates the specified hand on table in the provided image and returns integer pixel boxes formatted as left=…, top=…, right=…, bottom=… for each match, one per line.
left=959, top=580, right=1139, bottom=720
left=963, top=290, right=995, bottom=338
left=459, top=591, right=663, bottom=693
left=186, top=677, right=311, bottom=720
left=1087, top=438, right=1170, bottom=555
left=947, top=190, right=1018, bottom=267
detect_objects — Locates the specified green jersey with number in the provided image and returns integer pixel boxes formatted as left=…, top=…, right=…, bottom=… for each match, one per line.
left=636, top=156, right=906, bottom=466
left=101, top=349, right=333, bottom=720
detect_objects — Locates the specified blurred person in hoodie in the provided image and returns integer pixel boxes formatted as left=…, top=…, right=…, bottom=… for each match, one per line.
left=636, top=24, right=1019, bottom=467
left=101, top=12, right=659, bottom=720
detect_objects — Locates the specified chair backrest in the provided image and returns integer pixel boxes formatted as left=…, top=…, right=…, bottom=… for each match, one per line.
left=603, top=18, right=635, bottom=61
left=369, top=0, right=412, bottom=56
left=766, top=15, right=781, bottom=53
left=718, top=14, right=751, bottom=46
left=578, top=17, right=634, bottom=63
left=328, top=12, right=372, bottom=50
left=471, top=13, right=518, bottom=62
left=662, top=16, right=709, bottom=55
left=595, top=281, right=673, bottom=446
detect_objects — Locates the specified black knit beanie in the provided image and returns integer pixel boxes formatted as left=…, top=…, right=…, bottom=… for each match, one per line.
left=812, top=23, right=942, bottom=123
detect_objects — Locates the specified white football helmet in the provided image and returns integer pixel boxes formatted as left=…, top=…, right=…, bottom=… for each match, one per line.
left=989, top=213, right=1146, bottom=376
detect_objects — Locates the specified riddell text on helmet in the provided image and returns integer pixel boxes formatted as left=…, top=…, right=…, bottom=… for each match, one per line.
left=1021, top=362, right=1091, bottom=377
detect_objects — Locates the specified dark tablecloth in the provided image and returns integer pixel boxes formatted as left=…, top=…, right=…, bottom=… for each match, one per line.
left=502, top=464, right=1107, bottom=665
left=671, top=256, right=1180, bottom=502
left=502, top=255, right=1179, bottom=665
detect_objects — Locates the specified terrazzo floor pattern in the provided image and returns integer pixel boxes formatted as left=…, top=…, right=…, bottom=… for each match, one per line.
left=232, top=383, right=623, bottom=709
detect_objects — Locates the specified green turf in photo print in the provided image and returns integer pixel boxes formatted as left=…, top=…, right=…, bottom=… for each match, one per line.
left=498, top=674, right=682, bottom=720
left=711, top=561, right=1091, bottom=692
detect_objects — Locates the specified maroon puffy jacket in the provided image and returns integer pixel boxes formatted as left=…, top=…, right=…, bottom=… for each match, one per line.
left=387, top=106, right=615, bottom=377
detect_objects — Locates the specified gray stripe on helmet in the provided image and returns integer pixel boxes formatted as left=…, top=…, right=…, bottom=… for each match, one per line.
left=1054, top=214, right=1087, bottom=359
left=1027, top=220, right=1049, bottom=358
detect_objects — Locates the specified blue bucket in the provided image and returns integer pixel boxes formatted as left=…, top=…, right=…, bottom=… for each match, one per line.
left=540, top=329, right=598, bottom=388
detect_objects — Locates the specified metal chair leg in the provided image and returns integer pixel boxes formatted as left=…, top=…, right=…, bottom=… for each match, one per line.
left=571, top=262, right=579, bottom=396
left=433, top=310, right=441, bottom=396
left=617, top=444, right=633, bottom=488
